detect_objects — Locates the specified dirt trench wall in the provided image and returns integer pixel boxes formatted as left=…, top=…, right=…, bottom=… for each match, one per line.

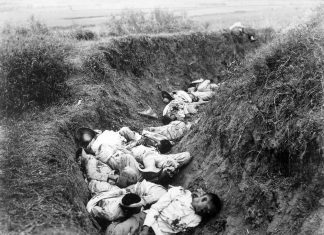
left=173, top=24, right=324, bottom=234
left=4, top=31, right=267, bottom=234
left=83, top=30, right=272, bottom=85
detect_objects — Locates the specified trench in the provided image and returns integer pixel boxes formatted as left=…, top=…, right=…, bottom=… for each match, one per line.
left=1, top=21, right=322, bottom=234
left=3, top=24, right=323, bottom=234
left=3, top=30, right=281, bottom=234
left=58, top=32, right=264, bottom=234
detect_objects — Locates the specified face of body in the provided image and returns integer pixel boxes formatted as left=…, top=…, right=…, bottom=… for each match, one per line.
left=168, top=114, right=177, bottom=121
left=191, top=193, right=214, bottom=216
left=116, top=167, right=138, bottom=188
left=82, top=133, right=93, bottom=142
left=163, top=98, right=171, bottom=104
left=162, top=166, right=176, bottom=178
left=188, top=87, right=196, bottom=93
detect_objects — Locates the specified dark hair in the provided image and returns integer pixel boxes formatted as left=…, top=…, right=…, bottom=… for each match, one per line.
left=161, top=91, right=173, bottom=101
left=158, top=140, right=173, bottom=154
left=191, top=95, right=199, bottom=102
left=242, top=27, right=256, bottom=42
left=121, top=193, right=142, bottom=216
left=188, top=83, right=196, bottom=89
left=158, top=170, right=172, bottom=186
left=162, top=116, right=173, bottom=125
left=122, top=193, right=141, bottom=206
left=204, top=193, right=222, bottom=219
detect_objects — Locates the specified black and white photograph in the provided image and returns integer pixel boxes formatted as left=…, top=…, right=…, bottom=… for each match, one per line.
left=0, top=0, right=323, bottom=234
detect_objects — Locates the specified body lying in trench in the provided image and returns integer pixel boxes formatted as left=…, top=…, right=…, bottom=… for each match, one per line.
left=75, top=79, right=223, bottom=234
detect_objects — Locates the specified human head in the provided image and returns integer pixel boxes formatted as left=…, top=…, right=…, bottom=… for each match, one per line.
left=161, top=91, right=174, bottom=104
left=120, top=193, right=143, bottom=216
left=116, top=167, right=138, bottom=188
left=157, top=139, right=173, bottom=154
left=188, top=93, right=199, bottom=102
left=83, top=133, right=92, bottom=142
left=192, top=193, right=222, bottom=219
left=163, top=98, right=171, bottom=104
left=158, top=170, right=172, bottom=186
left=243, top=27, right=256, bottom=42
left=187, top=87, right=196, bottom=93
left=161, top=166, right=177, bottom=178
left=75, top=127, right=98, bottom=148
left=162, top=116, right=173, bottom=125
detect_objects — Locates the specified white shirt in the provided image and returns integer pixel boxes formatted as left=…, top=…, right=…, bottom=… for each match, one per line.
left=144, top=186, right=201, bottom=235
left=144, top=121, right=190, bottom=141
left=89, top=130, right=127, bottom=162
left=131, top=145, right=158, bottom=163
left=90, top=130, right=126, bottom=154
left=87, top=189, right=126, bottom=221
left=87, top=181, right=167, bottom=222
left=162, top=100, right=189, bottom=120
left=86, top=156, right=115, bottom=182
left=133, top=180, right=167, bottom=206
left=173, top=90, right=192, bottom=103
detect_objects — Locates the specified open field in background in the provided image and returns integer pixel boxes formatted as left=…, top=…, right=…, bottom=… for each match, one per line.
left=1, top=1, right=324, bottom=234
left=0, top=0, right=322, bottom=30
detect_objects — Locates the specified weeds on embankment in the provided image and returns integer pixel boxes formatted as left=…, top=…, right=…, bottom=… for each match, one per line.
left=174, top=14, right=324, bottom=234
left=101, top=9, right=206, bottom=37
left=0, top=10, right=221, bottom=115
left=0, top=19, right=72, bottom=114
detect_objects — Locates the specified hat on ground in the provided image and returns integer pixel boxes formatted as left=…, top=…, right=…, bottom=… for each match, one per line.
left=75, top=127, right=97, bottom=147
left=120, top=193, right=144, bottom=209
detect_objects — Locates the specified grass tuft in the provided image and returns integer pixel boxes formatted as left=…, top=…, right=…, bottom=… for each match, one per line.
left=0, top=19, right=72, bottom=114
left=73, top=29, right=97, bottom=41
left=102, top=9, right=206, bottom=36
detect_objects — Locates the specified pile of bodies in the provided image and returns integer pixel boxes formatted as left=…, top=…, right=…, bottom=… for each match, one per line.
left=75, top=79, right=222, bottom=235
left=160, top=79, right=220, bottom=123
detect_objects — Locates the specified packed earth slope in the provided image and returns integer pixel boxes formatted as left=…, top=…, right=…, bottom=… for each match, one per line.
left=173, top=16, right=324, bottom=235
left=2, top=30, right=266, bottom=234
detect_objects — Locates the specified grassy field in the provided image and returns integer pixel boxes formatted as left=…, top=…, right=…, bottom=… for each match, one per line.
left=0, top=0, right=321, bottom=30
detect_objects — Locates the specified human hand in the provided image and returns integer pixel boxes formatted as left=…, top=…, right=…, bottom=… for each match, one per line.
left=139, top=226, right=150, bottom=235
